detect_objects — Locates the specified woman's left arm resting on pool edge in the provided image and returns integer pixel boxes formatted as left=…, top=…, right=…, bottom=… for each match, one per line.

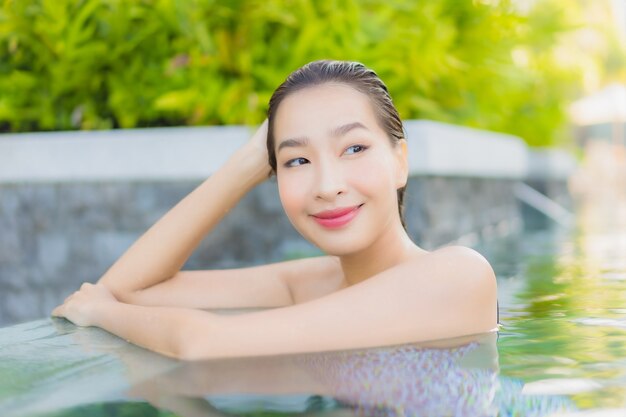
left=53, top=246, right=498, bottom=360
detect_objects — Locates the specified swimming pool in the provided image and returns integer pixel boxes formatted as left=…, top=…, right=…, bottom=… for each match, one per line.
left=0, top=192, right=624, bottom=417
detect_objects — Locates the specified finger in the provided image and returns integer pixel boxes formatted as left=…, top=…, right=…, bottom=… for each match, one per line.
left=81, top=282, right=92, bottom=290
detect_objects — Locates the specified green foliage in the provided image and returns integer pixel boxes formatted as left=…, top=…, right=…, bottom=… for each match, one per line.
left=0, top=0, right=622, bottom=146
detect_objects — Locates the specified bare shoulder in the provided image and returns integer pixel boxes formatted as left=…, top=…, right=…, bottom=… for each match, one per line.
left=284, top=246, right=497, bottom=325
left=430, top=245, right=496, bottom=278
left=337, top=244, right=499, bottom=334
left=407, top=245, right=497, bottom=293
left=401, top=244, right=498, bottom=328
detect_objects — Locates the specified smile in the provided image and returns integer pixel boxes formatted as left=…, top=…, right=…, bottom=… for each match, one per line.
left=311, top=204, right=364, bottom=229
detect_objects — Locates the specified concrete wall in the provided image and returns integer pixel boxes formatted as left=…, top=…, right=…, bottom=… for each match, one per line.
left=0, top=120, right=576, bottom=326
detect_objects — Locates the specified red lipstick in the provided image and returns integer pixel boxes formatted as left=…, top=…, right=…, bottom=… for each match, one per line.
left=311, top=204, right=363, bottom=229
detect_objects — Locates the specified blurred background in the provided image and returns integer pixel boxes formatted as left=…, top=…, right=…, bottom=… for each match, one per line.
left=0, top=0, right=622, bottom=143
left=2, top=0, right=625, bottom=185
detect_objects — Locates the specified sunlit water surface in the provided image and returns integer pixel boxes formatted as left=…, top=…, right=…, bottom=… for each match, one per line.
left=479, top=191, right=626, bottom=415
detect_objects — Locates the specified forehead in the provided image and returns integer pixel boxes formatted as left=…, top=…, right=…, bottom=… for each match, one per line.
left=274, top=83, right=382, bottom=140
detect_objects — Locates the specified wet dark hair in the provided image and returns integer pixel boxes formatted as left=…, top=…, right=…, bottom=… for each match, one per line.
left=266, top=59, right=407, bottom=230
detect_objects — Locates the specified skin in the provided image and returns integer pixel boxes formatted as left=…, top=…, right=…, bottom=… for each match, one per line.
left=51, top=82, right=498, bottom=361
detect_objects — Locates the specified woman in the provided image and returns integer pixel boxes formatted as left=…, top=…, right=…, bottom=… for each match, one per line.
left=51, top=60, right=498, bottom=361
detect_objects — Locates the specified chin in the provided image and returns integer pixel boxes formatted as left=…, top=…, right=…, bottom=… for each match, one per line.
left=290, top=214, right=375, bottom=256
left=307, top=233, right=373, bottom=257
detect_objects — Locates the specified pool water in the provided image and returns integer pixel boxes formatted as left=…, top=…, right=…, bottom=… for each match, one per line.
left=478, top=192, right=626, bottom=413
left=0, top=192, right=625, bottom=417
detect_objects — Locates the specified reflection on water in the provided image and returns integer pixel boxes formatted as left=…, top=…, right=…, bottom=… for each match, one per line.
left=1, top=183, right=625, bottom=416
left=0, top=320, right=573, bottom=417
left=129, top=334, right=503, bottom=416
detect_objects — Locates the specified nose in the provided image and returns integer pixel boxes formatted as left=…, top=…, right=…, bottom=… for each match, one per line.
left=314, top=158, right=347, bottom=201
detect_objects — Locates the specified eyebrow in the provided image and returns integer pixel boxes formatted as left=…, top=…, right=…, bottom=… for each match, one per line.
left=276, top=121, right=369, bottom=153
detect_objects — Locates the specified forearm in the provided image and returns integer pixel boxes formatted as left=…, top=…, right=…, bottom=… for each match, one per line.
left=94, top=301, right=212, bottom=360
left=97, top=147, right=266, bottom=300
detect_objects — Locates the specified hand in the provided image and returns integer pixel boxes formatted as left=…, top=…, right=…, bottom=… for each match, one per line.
left=233, top=119, right=272, bottom=187
left=51, top=282, right=118, bottom=327
left=247, top=118, right=270, bottom=155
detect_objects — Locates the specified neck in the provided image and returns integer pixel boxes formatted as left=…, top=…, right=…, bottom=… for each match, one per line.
left=338, top=219, right=427, bottom=287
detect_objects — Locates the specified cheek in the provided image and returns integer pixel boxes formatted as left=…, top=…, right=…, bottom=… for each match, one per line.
left=351, top=155, right=396, bottom=196
left=277, top=173, right=308, bottom=217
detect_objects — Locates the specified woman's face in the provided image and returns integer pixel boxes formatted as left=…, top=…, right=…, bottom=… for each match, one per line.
left=273, top=83, right=408, bottom=255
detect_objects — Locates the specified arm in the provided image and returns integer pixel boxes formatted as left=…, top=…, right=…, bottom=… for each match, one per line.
left=96, top=121, right=271, bottom=302
left=117, top=254, right=342, bottom=310
left=176, top=246, right=497, bottom=360
left=54, top=246, right=496, bottom=360
left=124, top=264, right=294, bottom=309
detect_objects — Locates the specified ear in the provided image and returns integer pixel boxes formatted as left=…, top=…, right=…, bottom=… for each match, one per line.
left=393, top=139, right=409, bottom=189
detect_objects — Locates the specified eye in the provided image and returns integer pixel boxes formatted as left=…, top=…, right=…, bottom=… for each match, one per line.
left=284, top=157, right=309, bottom=168
left=344, top=144, right=368, bottom=155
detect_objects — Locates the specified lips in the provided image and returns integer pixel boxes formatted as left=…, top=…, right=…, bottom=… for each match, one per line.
left=311, top=204, right=364, bottom=229
left=312, top=204, right=363, bottom=219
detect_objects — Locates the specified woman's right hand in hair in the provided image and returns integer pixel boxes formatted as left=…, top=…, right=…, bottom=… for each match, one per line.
left=231, top=118, right=272, bottom=188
